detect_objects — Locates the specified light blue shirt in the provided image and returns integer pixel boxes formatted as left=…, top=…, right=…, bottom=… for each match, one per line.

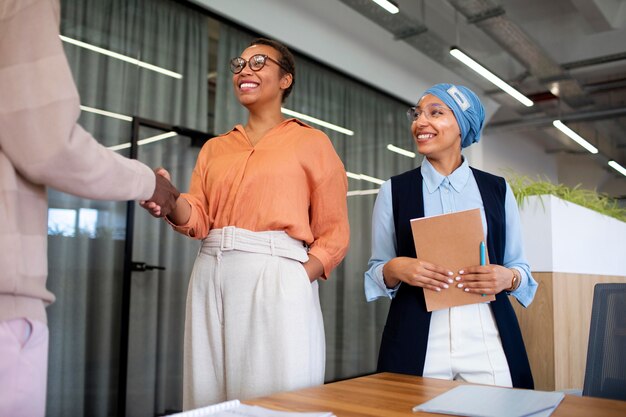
left=364, top=158, right=537, bottom=307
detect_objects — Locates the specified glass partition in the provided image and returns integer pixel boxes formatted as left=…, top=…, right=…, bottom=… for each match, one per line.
left=48, top=1, right=418, bottom=415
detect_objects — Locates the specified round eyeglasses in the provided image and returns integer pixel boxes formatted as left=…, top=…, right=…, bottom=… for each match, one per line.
left=406, top=104, right=452, bottom=123
left=229, top=54, right=290, bottom=74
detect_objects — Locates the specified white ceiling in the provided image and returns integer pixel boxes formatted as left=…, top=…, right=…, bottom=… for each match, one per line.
left=337, top=0, right=626, bottom=195
left=194, top=0, right=626, bottom=197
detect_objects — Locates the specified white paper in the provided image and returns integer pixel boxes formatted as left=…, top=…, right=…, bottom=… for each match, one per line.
left=168, top=401, right=334, bottom=417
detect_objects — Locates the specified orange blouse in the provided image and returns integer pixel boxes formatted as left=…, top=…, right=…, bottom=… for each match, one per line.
left=171, top=118, right=350, bottom=278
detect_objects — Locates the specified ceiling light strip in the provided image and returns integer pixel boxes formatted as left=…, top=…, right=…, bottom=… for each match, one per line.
left=107, top=143, right=132, bottom=151
left=371, top=0, right=399, bottom=14
left=387, top=144, right=416, bottom=158
left=138, top=131, right=178, bottom=146
left=608, top=160, right=626, bottom=177
left=80, top=105, right=132, bottom=122
left=107, top=131, right=177, bottom=151
left=281, top=108, right=354, bottom=136
left=449, top=47, right=533, bottom=107
left=60, top=35, right=182, bottom=79
left=359, top=174, right=385, bottom=185
left=552, top=120, right=598, bottom=154
left=346, top=171, right=385, bottom=185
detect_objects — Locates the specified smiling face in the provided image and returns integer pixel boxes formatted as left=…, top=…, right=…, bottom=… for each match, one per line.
left=411, top=94, right=462, bottom=159
left=232, top=44, right=293, bottom=111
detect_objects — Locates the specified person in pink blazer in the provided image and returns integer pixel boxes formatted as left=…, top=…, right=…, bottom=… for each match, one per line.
left=0, top=1, right=180, bottom=416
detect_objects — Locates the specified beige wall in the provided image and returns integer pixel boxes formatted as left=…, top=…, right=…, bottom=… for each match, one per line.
left=513, top=272, right=626, bottom=390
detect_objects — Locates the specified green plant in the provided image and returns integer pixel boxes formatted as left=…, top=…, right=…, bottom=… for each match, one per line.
left=506, top=173, right=626, bottom=223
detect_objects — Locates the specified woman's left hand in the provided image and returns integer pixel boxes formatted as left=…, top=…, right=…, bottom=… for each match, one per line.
left=456, top=264, right=513, bottom=295
left=302, top=254, right=324, bottom=283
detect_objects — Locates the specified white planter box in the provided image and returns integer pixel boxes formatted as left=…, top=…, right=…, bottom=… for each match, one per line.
left=519, top=194, right=626, bottom=276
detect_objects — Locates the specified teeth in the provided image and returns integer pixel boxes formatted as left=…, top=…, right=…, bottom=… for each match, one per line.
left=418, top=134, right=434, bottom=139
left=240, top=82, right=258, bottom=88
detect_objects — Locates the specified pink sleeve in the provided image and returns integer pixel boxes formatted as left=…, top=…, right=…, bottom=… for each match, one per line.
left=0, top=0, right=155, bottom=201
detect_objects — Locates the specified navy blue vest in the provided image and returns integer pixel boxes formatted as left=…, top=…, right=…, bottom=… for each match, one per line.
left=377, top=166, right=534, bottom=389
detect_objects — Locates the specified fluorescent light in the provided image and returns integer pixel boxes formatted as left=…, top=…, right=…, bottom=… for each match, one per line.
left=608, top=160, right=626, bottom=177
left=60, top=35, right=182, bottom=79
left=138, top=131, right=178, bottom=146
left=449, top=47, right=533, bottom=107
left=360, top=174, right=385, bottom=185
left=80, top=105, right=132, bottom=122
left=107, top=131, right=177, bottom=151
left=552, top=120, right=598, bottom=154
left=346, top=171, right=385, bottom=185
left=281, top=108, right=354, bottom=136
left=107, top=143, right=132, bottom=151
left=371, top=0, right=399, bottom=14
left=387, top=144, right=416, bottom=158
left=347, top=189, right=380, bottom=197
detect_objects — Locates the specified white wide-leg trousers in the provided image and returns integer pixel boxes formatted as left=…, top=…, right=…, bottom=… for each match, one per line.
left=183, top=227, right=325, bottom=410
left=423, top=303, right=513, bottom=387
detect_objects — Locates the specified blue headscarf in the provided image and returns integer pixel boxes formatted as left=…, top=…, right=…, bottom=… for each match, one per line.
left=421, top=83, right=485, bottom=148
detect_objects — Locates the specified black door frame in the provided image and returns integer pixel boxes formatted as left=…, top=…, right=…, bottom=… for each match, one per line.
left=117, top=117, right=210, bottom=417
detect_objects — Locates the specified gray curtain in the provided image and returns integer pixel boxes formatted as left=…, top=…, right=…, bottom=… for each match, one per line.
left=47, top=6, right=424, bottom=416
left=214, top=25, right=252, bottom=134
left=47, top=1, right=208, bottom=416
left=214, top=25, right=420, bottom=381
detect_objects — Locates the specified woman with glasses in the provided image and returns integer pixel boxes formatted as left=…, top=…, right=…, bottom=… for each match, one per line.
left=364, top=83, right=537, bottom=388
left=141, top=39, right=349, bottom=409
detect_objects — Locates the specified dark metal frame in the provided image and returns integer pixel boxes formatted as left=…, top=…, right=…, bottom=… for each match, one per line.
left=117, top=116, right=210, bottom=417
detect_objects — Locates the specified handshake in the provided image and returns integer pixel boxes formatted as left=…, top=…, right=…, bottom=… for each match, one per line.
left=142, top=168, right=180, bottom=218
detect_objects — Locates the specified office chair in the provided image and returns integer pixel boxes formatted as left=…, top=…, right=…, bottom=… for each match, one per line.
left=582, top=283, right=626, bottom=401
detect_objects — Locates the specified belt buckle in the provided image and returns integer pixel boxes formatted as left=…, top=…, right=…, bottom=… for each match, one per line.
left=220, top=226, right=236, bottom=251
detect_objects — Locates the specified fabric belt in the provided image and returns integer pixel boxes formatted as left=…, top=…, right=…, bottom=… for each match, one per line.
left=201, top=227, right=309, bottom=263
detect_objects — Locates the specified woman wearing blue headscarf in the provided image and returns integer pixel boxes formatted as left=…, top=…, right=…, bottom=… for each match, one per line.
left=364, top=83, right=538, bottom=388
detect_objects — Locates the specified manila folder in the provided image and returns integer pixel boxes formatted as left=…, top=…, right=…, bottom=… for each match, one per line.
left=410, top=208, right=495, bottom=311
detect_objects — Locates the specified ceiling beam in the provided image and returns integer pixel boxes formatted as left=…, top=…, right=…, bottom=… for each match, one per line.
left=486, top=106, right=626, bottom=132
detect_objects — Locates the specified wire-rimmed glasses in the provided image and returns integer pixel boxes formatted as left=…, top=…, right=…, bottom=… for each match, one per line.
left=229, top=54, right=290, bottom=74
left=406, top=104, right=452, bottom=123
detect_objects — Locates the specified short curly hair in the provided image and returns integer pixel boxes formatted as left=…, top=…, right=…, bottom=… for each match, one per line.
left=249, top=38, right=295, bottom=102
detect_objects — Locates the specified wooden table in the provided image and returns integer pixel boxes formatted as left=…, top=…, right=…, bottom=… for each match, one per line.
left=246, top=373, right=626, bottom=416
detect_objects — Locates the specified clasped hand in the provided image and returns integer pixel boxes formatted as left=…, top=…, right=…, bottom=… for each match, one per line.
left=383, top=257, right=513, bottom=294
left=140, top=168, right=179, bottom=218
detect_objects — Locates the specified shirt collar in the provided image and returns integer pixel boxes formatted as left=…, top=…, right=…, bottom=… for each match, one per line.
left=422, top=157, right=471, bottom=194
left=232, top=118, right=306, bottom=135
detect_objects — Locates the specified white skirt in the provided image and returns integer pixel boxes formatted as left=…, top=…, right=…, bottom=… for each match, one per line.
left=183, top=227, right=325, bottom=410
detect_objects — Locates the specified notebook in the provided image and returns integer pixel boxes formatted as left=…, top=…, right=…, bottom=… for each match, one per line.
left=168, top=399, right=335, bottom=417
left=410, top=208, right=496, bottom=311
left=412, top=385, right=565, bottom=417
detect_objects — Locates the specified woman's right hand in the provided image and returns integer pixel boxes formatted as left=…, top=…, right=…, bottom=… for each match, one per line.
left=382, top=257, right=454, bottom=292
left=140, top=168, right=175, bottom=218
